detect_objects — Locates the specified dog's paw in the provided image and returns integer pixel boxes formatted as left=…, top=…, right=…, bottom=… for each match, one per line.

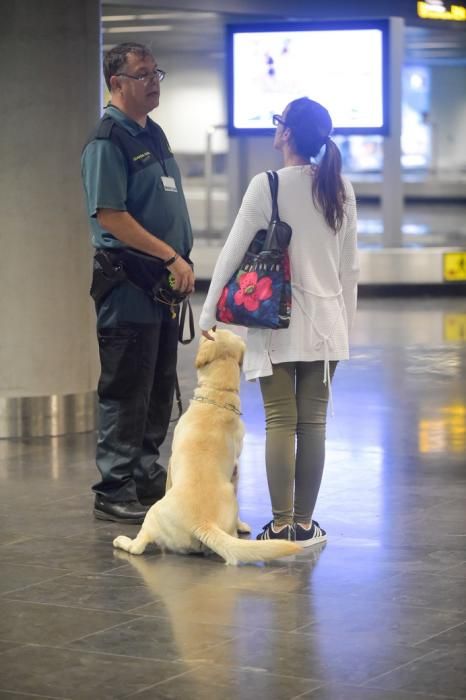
left=236, top=519, right=252, bottom=534
left=113, top=535, right=133, bottom=551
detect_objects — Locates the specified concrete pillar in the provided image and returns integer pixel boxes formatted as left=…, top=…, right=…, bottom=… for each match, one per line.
left=382, top=17, right=404, bottom=248
left=227, top=136, right=281, bottom=232
left=0, top=0, right=101, bottom=437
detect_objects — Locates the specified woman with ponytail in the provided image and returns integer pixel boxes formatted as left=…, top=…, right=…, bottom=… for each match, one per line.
left=199, top=97, right=359, bottom=547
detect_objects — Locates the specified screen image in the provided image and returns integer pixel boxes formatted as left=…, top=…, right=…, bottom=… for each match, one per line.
left=227, top=21, right=389, bottom=136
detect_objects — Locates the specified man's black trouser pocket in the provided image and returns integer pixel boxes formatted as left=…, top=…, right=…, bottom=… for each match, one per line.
left=97, top=327, right=141, bottom=401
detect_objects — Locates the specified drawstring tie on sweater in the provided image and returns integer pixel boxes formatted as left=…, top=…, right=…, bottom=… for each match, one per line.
left=292, top=283, right=344, bottom=416
left=313, top=335, right=333, bottom=416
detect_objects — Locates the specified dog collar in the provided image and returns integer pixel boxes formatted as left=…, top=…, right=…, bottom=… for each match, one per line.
left=191, top=395, right=242, bottom=416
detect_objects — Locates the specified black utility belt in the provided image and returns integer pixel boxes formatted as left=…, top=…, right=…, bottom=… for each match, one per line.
left=90, top=247, right=194, bottom=343
left=90, top=247, right=192, bottom=305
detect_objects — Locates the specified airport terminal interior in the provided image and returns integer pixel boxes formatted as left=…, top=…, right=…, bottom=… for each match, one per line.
left=1, top=1, right=465, bottom=699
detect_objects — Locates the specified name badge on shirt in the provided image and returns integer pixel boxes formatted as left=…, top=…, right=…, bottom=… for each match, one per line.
left=161, top=176, right=178, bottom=192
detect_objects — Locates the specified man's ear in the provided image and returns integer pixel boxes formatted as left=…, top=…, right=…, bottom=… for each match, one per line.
left=195, top=336, right=217, bottom=369
left=109, top=74, right=121, bottom=93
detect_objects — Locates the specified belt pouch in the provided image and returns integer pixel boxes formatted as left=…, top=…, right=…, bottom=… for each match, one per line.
left=90, top=249, right=128, bottom=306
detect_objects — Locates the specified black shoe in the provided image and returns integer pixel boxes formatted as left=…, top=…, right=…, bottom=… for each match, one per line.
left=93, top=495, right=149, bottom=524
left=256, top=520, right=295, bottom=542
left=137, top=471, right=167, bottom=506
left=295, top=520, right=327, bottom=547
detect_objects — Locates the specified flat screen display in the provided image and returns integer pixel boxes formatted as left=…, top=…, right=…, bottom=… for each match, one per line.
left=226, top=21, right=390, bottom=136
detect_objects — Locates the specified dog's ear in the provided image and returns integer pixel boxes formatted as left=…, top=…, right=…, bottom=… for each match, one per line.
left=195, top=336, right=217, bottom=368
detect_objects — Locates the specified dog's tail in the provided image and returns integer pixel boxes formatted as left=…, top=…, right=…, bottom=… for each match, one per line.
left=193, top=522, right=300, bottom=565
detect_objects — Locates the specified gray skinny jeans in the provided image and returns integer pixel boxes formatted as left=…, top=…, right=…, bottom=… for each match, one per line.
left=259, top=361, right=337, bottom=527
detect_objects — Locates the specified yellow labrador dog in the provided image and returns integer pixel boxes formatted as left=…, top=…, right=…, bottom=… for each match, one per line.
left=113, top=329, right=299, bottom=565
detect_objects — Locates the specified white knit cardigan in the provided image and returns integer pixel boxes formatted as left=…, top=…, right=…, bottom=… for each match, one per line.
left=199, top=165, right=359, bottom=382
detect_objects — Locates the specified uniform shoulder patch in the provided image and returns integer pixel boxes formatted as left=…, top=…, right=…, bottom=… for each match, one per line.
left=95, top=116, right=116, bottom=140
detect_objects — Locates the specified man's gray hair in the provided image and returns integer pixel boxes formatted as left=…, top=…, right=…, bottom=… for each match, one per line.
left=103, top=42, right=153, bottom=90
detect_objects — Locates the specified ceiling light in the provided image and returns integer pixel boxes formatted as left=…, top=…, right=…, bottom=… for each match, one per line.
left=102, top=12, right=217, bottom=22
left=104, top=26, right=173, bottom=33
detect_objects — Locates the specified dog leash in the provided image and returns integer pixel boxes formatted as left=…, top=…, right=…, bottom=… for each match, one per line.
left=170, top=299, right=195, bottom=423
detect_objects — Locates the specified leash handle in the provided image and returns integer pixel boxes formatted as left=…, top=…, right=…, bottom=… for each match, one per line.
left=178, top=298, right=195, bottom=345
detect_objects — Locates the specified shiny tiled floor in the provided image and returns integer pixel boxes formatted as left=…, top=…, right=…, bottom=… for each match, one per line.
left=0, top=295, right=465, bottom=699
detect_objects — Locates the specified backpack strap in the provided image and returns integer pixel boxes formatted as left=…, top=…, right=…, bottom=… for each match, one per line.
left=266, top=170, right=280, bottom=223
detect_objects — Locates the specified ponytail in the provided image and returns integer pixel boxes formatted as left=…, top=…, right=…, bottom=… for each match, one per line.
left=283, top=97, right=346, bottom=232
left=312, top=139, right=346, bottom=233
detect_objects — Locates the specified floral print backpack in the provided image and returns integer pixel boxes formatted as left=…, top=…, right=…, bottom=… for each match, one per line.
left=216, top=171, right=292, bottom=330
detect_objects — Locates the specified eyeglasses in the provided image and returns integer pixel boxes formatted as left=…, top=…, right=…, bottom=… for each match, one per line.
left=272, top=114, right=286, bottom=127
left=115, top=68, right=166, bottom=83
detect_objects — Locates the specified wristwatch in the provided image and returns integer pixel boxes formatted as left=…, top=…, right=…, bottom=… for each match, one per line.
left=163, top=253, right=179, bottom=267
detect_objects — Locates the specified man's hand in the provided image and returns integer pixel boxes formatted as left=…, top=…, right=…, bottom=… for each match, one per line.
left=167, top=256, right=195, bottom=294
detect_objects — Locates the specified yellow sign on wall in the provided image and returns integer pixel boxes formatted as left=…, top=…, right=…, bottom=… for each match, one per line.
left=418, top=1, right=466, bottom=20
left=443, top=252, right=466, bottom=281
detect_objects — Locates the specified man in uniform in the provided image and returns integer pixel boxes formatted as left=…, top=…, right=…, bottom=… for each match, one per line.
left=81, top=42, right=195, bottom=524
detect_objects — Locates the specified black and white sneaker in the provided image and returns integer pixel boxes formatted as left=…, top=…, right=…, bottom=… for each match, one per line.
left=295, top=520, right=327, bottom=547
left=256, top=520, right=295, bottom=541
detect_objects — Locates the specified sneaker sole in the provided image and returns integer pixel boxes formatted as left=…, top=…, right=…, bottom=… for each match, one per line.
left=93, top=509, right=144, bottom=525
left=297, top=533, right=327, bottom=547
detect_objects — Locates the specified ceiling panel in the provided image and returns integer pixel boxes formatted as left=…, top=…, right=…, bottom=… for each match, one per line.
left=101, top=4, right=466, bottom=64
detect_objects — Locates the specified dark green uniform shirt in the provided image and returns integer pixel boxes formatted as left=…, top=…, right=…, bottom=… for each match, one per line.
left=81, top=105, right=193, bottom=257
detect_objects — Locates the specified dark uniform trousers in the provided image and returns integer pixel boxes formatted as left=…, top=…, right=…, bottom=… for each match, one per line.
left=93, top=280, right=178, bottom=502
